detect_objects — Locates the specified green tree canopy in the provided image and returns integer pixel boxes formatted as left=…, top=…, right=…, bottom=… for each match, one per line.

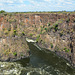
left=0, top=10, right=5, bottom=13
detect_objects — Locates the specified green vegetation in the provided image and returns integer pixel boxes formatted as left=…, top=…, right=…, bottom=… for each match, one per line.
left=40, top=31, right=42, bottom=34
left=0, top=10, right=75, bottom=14
left=7, top=28, right=11, bottom=31
left=73, top=19, right=75, bottom=22
left=54, top=24, right=58, bottom=31
left=48, top=26, right=53, bottom=31
left=51, top=43, right=53, bottom=48
left=35, top=28, right=37, bottom=32
left=59, top=30, right=63, bottom=37
left=22, top=32, right=25, bottom=36
left=30, top=33, right=33, bottom=37
left=36, top=35, right=40, bottom=42
left=4, top=30, right=9, bottom=35
left=4, top=13, right=7, bottom=16
left=41, top=27, right=43, bottom=32
left=21, top=54, right=23, bottom=56
left=9, top=13, right=12, bottom=17
left=20, top=22, right=24, bottom=25
left=13, top=30, right=17, bottom=36
left=4, top=49, right=10, bottom=55
left=9, top=19, right=16, bottom=23
left=40, top=27, right=43, bottom=34
left=14, top=30, right=16, bottom=34
left=44, top=28, right=48, bottom=32
left=0, top=10, right=5, bottom=13
left=13, top=52, right=17, bottom=56
left=64, top=47, right=70, bottom=52
left=47, top=22, right=50, bottom=26
left=66, top=18, right=70, bottom=23
left=55, top=46, right=59, bottom=51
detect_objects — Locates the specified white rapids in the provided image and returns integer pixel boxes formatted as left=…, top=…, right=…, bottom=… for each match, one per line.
left=26, top=38, right=36, bottom=43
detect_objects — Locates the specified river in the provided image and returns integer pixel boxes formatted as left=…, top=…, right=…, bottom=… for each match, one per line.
left=0, top=42, right=75, bottom=75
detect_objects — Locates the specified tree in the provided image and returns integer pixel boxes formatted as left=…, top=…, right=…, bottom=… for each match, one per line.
left=0, top=10, right=5, bottom=13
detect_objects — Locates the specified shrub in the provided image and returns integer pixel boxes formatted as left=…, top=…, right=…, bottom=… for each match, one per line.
left=35, top=28, right=37, bottom=32
left=14, top=30, right=16, bottom=33
left=13, top=30, right=17, bottom=36
left=13, top=52, right=17, bottom=56
left=55, top=45, right=59, bottom=51
left=9, top=19, right=13, bottom=23
left=44, top=28, right=47, bottom=32
left=22, top=32, right=25, bottom=36
left=40, top=27, right=43, bottom=34
left=0, top=10, right=5, bottom=13
left=20, top=22, right=24, bottom=25
left=64, top=47, right=70, bottom=52
left=36, top=35, right=40, bottom=42
left=4, top=13, right=7, bottom=16
left=51, top=43, right=53, bottom=48
left=73, top=19, right=75, bottom=22
left=4, top=30, right=9, bottom=35
left=30, top=34, right=33, bottom=37
left=54, top=24, right=58, bottom=31
left=8, top=28, right=11, bottom=31
left=40, top=31, right=42, bottom=34
left=9, top=13, right=12, bottom=17
left=47, top=23, right=50, bottom=26
left=3, top=28, right=5, bottom=31
left=66, top=18, right=70, bottom=23
left=36, top=38, right=39, bottom=42
left=49, top=26, right=53, bottom=31
left=59, top=31, right=63, bottom=37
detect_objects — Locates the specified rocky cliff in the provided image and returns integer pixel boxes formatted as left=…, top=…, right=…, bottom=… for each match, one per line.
left=0, top=12, right=75, bottom=67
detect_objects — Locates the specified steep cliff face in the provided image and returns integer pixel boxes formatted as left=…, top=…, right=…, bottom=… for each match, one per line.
left=0, top=13, right=75, bottom=66
left=72, top=33, right=75, bottom=66
left=0, top=36, right=29, bottom=61
left=71, top=26, right=75, bottom=66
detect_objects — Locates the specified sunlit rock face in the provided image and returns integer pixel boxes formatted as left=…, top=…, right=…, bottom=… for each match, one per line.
left=0, top=36, right=29, bottom=61
left=0, top=13, right=75, bottom=67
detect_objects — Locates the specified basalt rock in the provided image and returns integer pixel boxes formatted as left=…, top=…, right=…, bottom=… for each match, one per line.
left=0, top=36, right=29, bottom=61
left=0, top=12, right=75, bottom=67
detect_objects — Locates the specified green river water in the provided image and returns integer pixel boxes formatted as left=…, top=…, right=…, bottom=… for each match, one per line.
left=0, top=42, right=75, bottom=75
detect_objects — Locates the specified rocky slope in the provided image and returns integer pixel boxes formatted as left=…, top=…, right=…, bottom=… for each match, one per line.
left=0, top=36, right=29, bottom=61
left=0, top=12, right=75, bottom=67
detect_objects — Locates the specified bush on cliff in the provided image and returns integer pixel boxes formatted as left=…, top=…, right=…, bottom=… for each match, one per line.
left=36, top=35, right=40, bottom=42
left=44, top=28, right=48, bottom=32
left=22, top=32, right=25, bottom=36
left=59, top=31, right=63, bottom=37
left=0, top=10, right=5, bottom=13
left=53, top=24, right=58, bottom=31
left=51, top=43, right=53, bottom=48
left=64, top=47, right=70, bottom=52
left=66, top=18, right=70, bottom=23
left=30, top=33, right=33, bottom=37
left=47, top=23, right=50, bottom=26
left=13, top=52, right=17, bottom=56
left=12, top=30, right=17, bottom=37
